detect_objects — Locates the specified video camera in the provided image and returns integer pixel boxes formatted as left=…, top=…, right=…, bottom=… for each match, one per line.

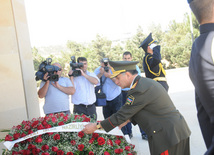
left=69, top=56, right=83, bottom=77
left=102, top=58, right=109, bottom=72
left=35, top=58, right=59, bottom=81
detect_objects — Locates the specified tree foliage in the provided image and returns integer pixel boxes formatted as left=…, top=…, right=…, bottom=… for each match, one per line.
left=32, top=12, right=200, bottom=78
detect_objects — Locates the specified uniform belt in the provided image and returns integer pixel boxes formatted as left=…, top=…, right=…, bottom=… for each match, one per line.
left=77, top=104, right=94, bottom=108
left=153, top=77, right=167, bottom=82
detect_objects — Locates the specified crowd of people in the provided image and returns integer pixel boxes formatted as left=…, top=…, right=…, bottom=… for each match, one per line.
left=37, top=0, right=214, bottom=152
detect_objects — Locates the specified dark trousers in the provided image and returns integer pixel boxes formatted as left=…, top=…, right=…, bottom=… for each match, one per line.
left=158, top=81, right=169, bottom=92
left=163, top=137, right=190, bottom=155
left=103, top=93, right=122, bottom=119
left=121, top=91, right=146, bottom=135
left=195, top=93, right=214, bottom=155
left=73, top=104, right=97, bottom=120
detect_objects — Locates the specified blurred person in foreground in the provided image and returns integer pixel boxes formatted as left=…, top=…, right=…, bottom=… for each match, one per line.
left=69, top=57, right=99, bottom=120
left=38, top=62, right=75, bottom=115
left=121, top=51, right=148, bottom=140
left=188, top=0, right=214, bottom=154
left=83, top=61, right=191, bottom=155
left=139, top=33, right=169, bottom=92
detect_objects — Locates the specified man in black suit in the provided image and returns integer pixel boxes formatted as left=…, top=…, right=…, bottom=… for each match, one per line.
left=188, top=0, right=214, bottom=154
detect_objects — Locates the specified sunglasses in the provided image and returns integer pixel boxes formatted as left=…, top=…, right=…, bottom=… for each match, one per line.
left=58, top=68, right=62, bottom=71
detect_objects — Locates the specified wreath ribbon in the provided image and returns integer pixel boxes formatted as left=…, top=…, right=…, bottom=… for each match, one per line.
left=4, top=122, right=130, bottom=151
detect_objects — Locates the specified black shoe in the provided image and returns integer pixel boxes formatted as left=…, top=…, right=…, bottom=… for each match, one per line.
left=142, top=134, right=148, bottom=140
left=128, top=133, right=133, bottom=139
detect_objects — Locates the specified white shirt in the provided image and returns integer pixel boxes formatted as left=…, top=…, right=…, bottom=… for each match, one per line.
left=72, top=71, right=99, bottom=105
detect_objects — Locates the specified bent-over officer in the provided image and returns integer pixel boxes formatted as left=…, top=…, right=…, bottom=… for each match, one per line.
left=139, top=33, right=169, bottom=91
left=83, top=61, right=191, bottom=155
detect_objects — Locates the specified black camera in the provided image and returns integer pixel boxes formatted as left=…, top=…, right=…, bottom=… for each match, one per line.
left=103, top=58, right=109, bottom=72
left=69, top=56, right=83, bottom=77
left=35, top=58, right=59, bottom=81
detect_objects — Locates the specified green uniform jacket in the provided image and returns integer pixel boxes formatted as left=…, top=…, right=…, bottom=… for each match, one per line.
left=101, top=75, right=191, bottom=155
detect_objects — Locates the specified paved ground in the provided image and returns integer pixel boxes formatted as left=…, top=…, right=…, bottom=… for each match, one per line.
left=0, top=67, right=207, bottom=154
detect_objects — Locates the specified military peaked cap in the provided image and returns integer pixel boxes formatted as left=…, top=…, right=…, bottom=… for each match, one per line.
left=109, top=61, right=139, bottom=78
left=139, top=33, right=157, bottom=52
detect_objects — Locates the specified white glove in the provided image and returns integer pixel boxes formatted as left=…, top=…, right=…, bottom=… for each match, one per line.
left=149, top=43, right=157, bottom=50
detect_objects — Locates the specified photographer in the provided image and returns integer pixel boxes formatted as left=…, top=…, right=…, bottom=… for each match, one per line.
left=94, top=58, right=122, bottom=120
left=38, top=62, right=75, bottom=115
left=69, top=57, right=99, bottom=120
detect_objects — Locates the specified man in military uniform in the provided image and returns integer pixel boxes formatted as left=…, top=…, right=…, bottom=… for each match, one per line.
left=139, top=33, right=169, bottom=91
left=83, top=61, right=191, bottom=155
left=188, top=0, right=214, bottom=154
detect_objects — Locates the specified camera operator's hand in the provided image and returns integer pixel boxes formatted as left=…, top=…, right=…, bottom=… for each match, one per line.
left=103, top=69, right=112, bottom=78
left=38, top=72, right=50, bottom=98
left=51, top=81, right=60, bottom=89
left=96, top=67, right=105, bottom=79
left=43, top=72, right=50, bottom=81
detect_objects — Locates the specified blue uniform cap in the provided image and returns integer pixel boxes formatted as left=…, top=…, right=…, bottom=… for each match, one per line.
left=139, top=33, right=157, bottom=53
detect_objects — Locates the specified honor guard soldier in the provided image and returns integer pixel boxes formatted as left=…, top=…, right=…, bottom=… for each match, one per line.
left=83, top=60, right=191, bottom=155
left=139, top=33, right=169, bottom=91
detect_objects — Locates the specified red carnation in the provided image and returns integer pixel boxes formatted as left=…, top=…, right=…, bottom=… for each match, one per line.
left=89, top=138, right=95, bottom=144
left=16, top=125, right=22, bottom=130
left=13, top=133, right=20, bottom=140
left=78, top=144, right=84, bottom=151
left=24, top=125, right=31, bottom=131
left=88, top=151, right=94, bottom=155
left=42, top=120, right=48, bottom=126
left=37, top=124, right=44, bottom=130
left=22, top=150, right=31, bottom=155
left=63, top=116, right=68, bottom=122
left=128, top=154, right=133, bottom=155
left=66, top=152, right=73, bottom=155
left=12, top=151, right=19, bottom=155
left=58, top=121, right=64, bottom=126
left=28, top=130, right=34, bottom=134
left=53, top=134, right=61, bottom=140
left=70, top=140, right=76, bottom=145
left=14, top=144, right=19, bottom=147
left=107, top=139, right=113, bottom=146
left=131, top=144, right=135, bottom=149
left=45, top=124, right=52, bottom=129
left=92, top=133, right=99, bottom=139
left=32, top=148, right=40, bottom=154
left=57, top=150, right=64, bottom=155
left=74, top=115, right=80, bottom=120
left=28, top=144, right=36, bottom=150
left=31, top=120, right=39, bottom=128
left=104, top=152, right=111, bottom=155
left=5, top=134, right=12, bottom=141
left=97, top=137, right=105, bottom=145
left=125, top=146, right=131, bottom=151
left=114, top=148, right=123, bottom=154
left=41, top=144, right=49, bottom=151
left=21, top=133, right=26, bottom=138
left=115, top=139, right=121, bottom=145
left=52, top=146, right=58, bottom=152
left=52, top=117, right=57, bottom=123
left=41, top=153, right=49, bottom=155
left=78, top=131, right=84, bottom=138
left=35, top=136, right=43, bottom=143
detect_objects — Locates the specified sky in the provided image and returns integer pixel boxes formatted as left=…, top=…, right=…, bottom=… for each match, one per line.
left=24, top=0, right=191, bottom=47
